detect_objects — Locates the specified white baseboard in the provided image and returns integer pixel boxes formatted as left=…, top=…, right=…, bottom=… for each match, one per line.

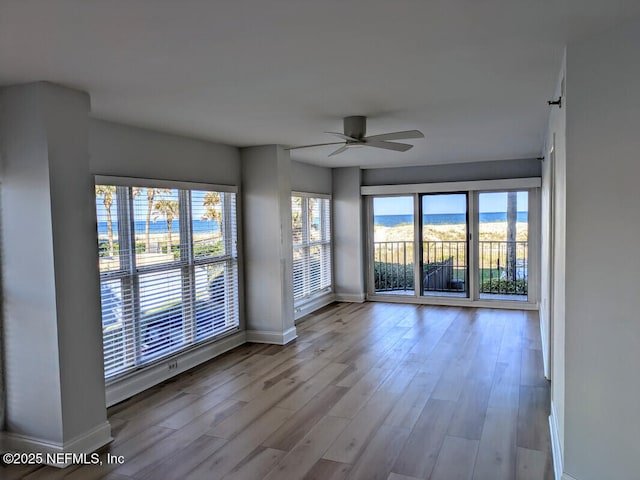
left=282, top=326, right=298, bottom=344
left=246, top=326, right=297, bottom=345
left=366, top=294, right=538, bottom=310
left=549, top=401, right=564, bottom=480
left=334, top=293, right=365, bottom=303
left=539, top=309, right=551, bottom=379
left=1, top=421, right=112, bottom=468
left=294, top=293, right=336, bottom=321
left=562, top=474, right=579, bottom=480
left=106, top=330, right=246, bottom=407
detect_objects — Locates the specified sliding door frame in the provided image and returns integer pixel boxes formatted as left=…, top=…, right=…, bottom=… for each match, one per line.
left=469, top=191, right=479, bottom=301
left=413, top=193, right=423, bottom=295
left=364, top=178, right=541, bottom=310
left=420, top=191, right=470, bottom=299
left=366, top=194, right=417, bottom=299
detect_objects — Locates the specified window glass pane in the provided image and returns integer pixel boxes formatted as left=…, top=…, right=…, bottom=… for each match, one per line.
left=308, top=245, right=322, bottom=291
left=309, top=198, right=321, bottom=242
left=291, top=195, right=332, bottom=302
left=321, top=243, right=331, bottom=290
left=96, top=185, right=120, bottom=272
left=97, top=182, right=239, bottom=382
left=292, top=246, right=306, bottom=299
left=194, top=263, right=229, bottom=340
left=478, top=192, right=529, bottom=240
left=132, top=188, right=181, bottom=266
left=192, top=190, right=225, bottom=258
left=292, top=196, right=303, bottom=246
left=101, top=279, right=130, bottom=377
left=478, top=191, right=529, bottom=300
left=322, top=199, right=331, bottom=242
left=373, top=196, right=414, bottom=295
left=139, top=268, right=185, bottom=362
left=422, top=193, right=468, bottom=298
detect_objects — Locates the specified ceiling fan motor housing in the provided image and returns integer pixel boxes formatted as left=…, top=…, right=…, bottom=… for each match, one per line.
left=344, top=115, right=366, bottom=140
left=286, top=115, right=423, bottom=156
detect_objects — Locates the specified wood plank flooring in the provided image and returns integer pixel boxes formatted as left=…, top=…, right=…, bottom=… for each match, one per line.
left=1, top=302, right=553, bottom=480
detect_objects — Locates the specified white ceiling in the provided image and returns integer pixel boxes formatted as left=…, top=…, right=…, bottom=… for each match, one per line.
left=2, top=1, right=640, bottom=168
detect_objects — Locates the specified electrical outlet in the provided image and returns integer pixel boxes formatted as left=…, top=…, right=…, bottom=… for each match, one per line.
left=168, top=360, right=178, bottom=370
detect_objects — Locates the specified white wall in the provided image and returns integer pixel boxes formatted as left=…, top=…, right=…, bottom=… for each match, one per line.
left=543, top=53, right=567, bottom=475
left=291, top=160, right=332, bottom=195
left=90, top=119, right=240, bottom=185
left=562, top=20, right=640, bottom=480
left=540, top=115, right=552, bottom=379
left=361, top=158, right=541, bottom=186
left=332, top=167, right=365, bottom=301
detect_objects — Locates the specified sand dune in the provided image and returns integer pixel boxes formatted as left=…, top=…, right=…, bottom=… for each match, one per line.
left=374, top=221, right=528, bottom=243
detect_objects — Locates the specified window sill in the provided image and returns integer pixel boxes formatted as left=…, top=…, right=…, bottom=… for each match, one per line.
left=294, top=290, right=336, bottom=321
left=105, top=329, right=246, bottom=407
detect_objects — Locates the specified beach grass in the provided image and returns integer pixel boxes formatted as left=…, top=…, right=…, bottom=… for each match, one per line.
left=374, top=221, right=528, bottom=243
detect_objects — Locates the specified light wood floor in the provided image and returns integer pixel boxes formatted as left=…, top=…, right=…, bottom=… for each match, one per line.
left=3, top=302, right=553, bottom=480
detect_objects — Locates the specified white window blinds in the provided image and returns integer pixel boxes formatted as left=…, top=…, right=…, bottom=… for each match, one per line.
left=291, top=194, right=332, bottom=303
left=96, top=182, right=239, bottom=381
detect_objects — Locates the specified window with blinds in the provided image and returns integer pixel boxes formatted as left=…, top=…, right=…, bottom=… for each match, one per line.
left=291, top=193, right=332, bottom=304
left=96, top=181, right=239, bottom=381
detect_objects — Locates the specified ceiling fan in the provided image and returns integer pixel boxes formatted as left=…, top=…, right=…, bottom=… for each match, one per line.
left=287, top=116, right=424, bottom=157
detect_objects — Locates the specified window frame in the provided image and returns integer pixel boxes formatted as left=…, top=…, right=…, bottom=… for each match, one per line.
left=291, top=192, right=333, bottom=306
left=95, top=176, right=240, bottom=382
left=363, top=178, right=541, bottom=310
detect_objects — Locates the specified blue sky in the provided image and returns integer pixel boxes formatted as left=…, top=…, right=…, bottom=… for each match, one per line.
left=373, top=192, right=528, bottom=216
left=98, top=188, right=528, bottom=221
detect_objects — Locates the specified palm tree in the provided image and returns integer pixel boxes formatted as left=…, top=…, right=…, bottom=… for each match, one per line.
left=153, top=199, right=179, bottom=253
left=96, top=185, right=116, bottom=257
left=291, top=196, right=303, bottom=243
left=145, top=188, right=171, bottom=252
left=201, top=192, right=222, bottom=230
left=506, top=191, right=518, bottom=281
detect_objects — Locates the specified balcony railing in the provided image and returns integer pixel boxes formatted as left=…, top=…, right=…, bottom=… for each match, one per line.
left=478, top=240, right=528, bottom=296
left=373, top=240, right=467, bottom=293
left=373, top=239, right=528, bottom=297
left=423, top=241, right=467, bottom=293
left=373, top=241, right=414, bottom=292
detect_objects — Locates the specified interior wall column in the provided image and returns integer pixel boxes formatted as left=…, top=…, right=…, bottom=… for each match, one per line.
left=241, top=145, right=296, bottom=344
left=0, top=82, right=110, bottom=462
left=332, top=167, right=365, bottom=302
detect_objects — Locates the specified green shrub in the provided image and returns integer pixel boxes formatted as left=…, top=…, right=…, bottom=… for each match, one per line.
left=375, top=261, right=464, bottom=291
left=98, top=240, right=119, bottom=257
left=194, top=241, right=224, bottom=257
left=480, top=278, right=527, bottom=294
left=374, top=261, right=414, bottom=290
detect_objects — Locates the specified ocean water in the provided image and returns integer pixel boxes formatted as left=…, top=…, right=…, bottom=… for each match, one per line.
left=98, top=220, right=220, bottom=236
left=98, top=213, right=528, bottom=235
left=375, top=212, right=528, bottom=227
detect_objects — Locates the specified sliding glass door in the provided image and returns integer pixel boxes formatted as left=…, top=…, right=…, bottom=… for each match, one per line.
left=372, top=196, right=414, bottom=295
left=421, top=194, right=468, bottom=297
left=370, top=194, right=468, bottom=298
left=367, top=186, right=537, bottom=306
left=478, top=191, right=529, bottom=301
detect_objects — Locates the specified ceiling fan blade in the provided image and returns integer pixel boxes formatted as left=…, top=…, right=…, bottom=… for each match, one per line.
left=325, top=131, right=360, bottom=142
left=286, top=141, right=345, bottom=151
left=364, top=141, right=413, bottom=152
left=363, top=130, right=424, bottom=142
left=328, top=145, right=349, bottom=157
